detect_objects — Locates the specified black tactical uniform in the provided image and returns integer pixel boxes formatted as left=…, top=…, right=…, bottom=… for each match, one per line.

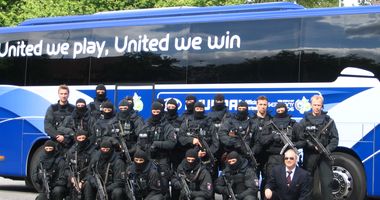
left=171, top=149, right=213, bottom=200
left=88, top=84, right=111, bottom=120
left=128, top=150, right=163, bottom=200
left=207, top=94, right=231, bottom=175
left=298, top=111, right=339, bottom=200
left=179, top=95, right=196, bottom=122
left=111, top=99, right=144, bottom=161
left=179, top=102, right=219, bottom=179
left=259, top=103, right=300, bottom=181
left=215, top=151, right=258, bottom=200
left=219, top=101, right=253, bottom=163
left=136, top=102, right=177, bottom=197
left=91, top=101, right=117, bottom=146
left=60, top=98, right=94, bottom=150
left=65, top=130, right=97, bottom=200
left=83, top=141, right=126, bottom=200
left=44, top=99, right=75, bottom=154
left=34, top=141, right=67, bottom=200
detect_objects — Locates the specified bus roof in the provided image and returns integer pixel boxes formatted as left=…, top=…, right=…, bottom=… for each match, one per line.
left=2, top=3, right=380, bottom=34
left=18, top=2, right=304, bottom=26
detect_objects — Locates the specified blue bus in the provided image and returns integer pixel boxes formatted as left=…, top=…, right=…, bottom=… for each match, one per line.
left=0, top=2, right=379, bottom=199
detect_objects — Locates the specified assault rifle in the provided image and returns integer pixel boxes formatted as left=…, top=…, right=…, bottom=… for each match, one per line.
left=193, top=127, right=216, bottom=168
left=93, top=167, right=108, bottom=200
left=39, top=163, right=51, bottom=200
left=222, top=174, right=237, bottom=200
left=305, top=119, right=334, bottom=162
left=177, top=173, right=191, bottom=200
left=125, top=174, right=136, bottom=200
left=118, top=121, right=132, bottom=164
left=268, top=120, right=298, bottom=155
left=236, top=126, right=257, bottom=169
left=69, top=163, right=82, bottom=199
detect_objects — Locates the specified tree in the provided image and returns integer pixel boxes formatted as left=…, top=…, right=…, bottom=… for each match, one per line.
left=0, top=0, right=339, bottom=27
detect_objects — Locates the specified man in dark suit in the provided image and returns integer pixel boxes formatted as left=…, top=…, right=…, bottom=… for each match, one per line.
left=264, top=148, right=312, bottom=200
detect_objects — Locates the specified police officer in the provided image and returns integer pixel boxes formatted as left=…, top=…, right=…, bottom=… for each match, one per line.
left=258, top=102, right=300, bottom=183
left=88, top=84, right=110, bottom=119
left=250, top=95, right=272, bottom=197
left=66, top=130, right=97, bottom=200
left=180, top=94, right=197, bottom=121
left=179, top=102, right=218, bottom=179
left=164, top=98, right=184, bottom=170
left=60, top=98, right=94, bottom=149
left=207, top=94, right=231, bottom=173
left=112, top=99, right=144, bottom=161
left=219, top=101, right=253, bottom=165
left=34, top=140, right=67, bottom=200
left=136, top=102, right=177, bottom=198
left=92, top=101, right=117, bottom=146
left=127, top=150, right=163, bottom=200
left=83, top=140, right=126, bottom=200
left=298, top=95, right=339, bottom=200
left=44, top=84, right=75, bottom=154
left=171, top=149, right=213, bottom=200
left=215, top=151, right=258, bottom=200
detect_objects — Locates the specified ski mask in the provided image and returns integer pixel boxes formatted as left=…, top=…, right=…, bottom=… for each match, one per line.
left=75, top=98, right=87, bottom=117
left=184, top=149, right=200, bottom=171
left=226, top=151, right=242, bottom=171
left=236, top=101, right=249, bottom=120
left=101, top=101, right=114, bottom=119
left=99, top=140, right=114, bottom=160
left=214, top=94, right=225, bottom=111
left=134, top=150, right=149, bottom=172
left=44, top=140, right=57, bottom=158
left=118, top=99, right=131, bottom=119
left=75, top=130, right=89, bottom=151
left=185, top=95, right=197, bottom=113
left=126, top=96, right=134, bottom=110
left=95, top=84, right=107, bottom=101
left=151, top=102, right=163, bottom=123
left=194, top=102, right=205, bottom=119
left=166, top=98, right=178, bottom=117
left=275, top=102, right=288, bottom=118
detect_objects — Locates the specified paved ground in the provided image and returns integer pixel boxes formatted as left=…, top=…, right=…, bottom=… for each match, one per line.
left=0, top=177, right=37, bottom=200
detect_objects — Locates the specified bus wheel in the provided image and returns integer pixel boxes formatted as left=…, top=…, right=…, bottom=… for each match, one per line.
left=27, top=145, right=44, bottom=192
left=332, top=152, right=366, bottom=200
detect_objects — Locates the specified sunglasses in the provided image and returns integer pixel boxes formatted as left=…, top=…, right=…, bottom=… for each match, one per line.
left=284, top=157, right=295, bottom=160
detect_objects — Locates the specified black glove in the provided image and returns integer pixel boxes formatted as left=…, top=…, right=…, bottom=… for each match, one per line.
left=273, top=133, right=281, bottom=143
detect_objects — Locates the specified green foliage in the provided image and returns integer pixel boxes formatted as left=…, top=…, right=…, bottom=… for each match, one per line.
left=0, top=0, right=340, bottom=27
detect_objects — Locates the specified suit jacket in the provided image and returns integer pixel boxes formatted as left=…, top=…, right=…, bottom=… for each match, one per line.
left=265, top=165, right=312, bottom=200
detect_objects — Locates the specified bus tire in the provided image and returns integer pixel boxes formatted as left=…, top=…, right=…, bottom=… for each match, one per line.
left=27, top=145, right=44, bottom=192
left=331, top=152, right=366, bottom=200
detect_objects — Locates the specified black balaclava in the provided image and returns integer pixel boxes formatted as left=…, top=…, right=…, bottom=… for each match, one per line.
left=118, top=99, right=131, bottom=119
left=226, top=151, right=242, bottom=171
left=134, top=150, right=149, bottom=172
left=194, top=102, right=205, bottom=119
left=126, top=96, right=134, bottom=110
left=99, top=140, right=114, bottom=160
left=214, top=94, right=225, bottom=111
left=157, top=98, right=165, bottom=113
left=185, top=95, right=197, bottom=113
left=101, top=101, right=114, bottom=119
left=75, top=129, right=89, bottom=151
left=95, top=84, right=107, bottom=101
left=166, top=98, right=178, bottom=117
left=75, top=98, right=87, bottom=117
left=151, top=101, right=163, bottom=123
left=236, top=101, right=249, bottom=120
left=44, top=140, right=57, bottom=158
left=275, top=102, right=288, bottom=118
left=184, top=149, right=200, bottom=171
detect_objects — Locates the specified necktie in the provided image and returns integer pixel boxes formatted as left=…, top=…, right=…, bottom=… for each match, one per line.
left=286, top=171, right=292, bottom=186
